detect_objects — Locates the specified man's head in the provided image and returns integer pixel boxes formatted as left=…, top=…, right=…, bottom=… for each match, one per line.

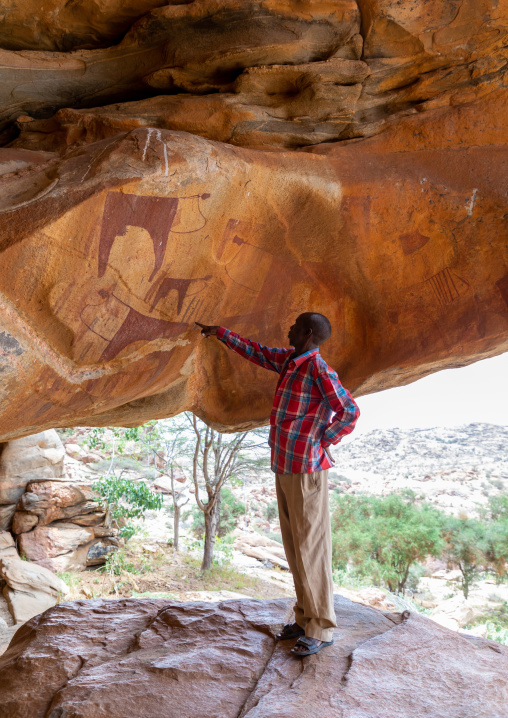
left=288, top=312, right=332, bottom=351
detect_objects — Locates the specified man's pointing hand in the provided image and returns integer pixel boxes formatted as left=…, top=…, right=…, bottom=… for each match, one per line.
left=195, top=322, right=219, bottom=338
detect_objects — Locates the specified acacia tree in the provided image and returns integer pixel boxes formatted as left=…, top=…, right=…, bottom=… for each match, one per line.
left=145, top=418, right=191, bottom=551
left=78, top=416, right=270, bottom=568
left=331, top=493, right=444, bottom=594
left=188, top=413, right=268, bottom=571
left=442, top=517, right=487, bottom=599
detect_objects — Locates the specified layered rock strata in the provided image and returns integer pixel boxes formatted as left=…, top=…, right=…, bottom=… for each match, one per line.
left=0, top=430, right=65, bottom=530
left=0, top=430, right=119, bottom=571
left=12, top=479, right=119, bottom=573
left=0, top=595, right=507, bottom=717
left=2, top=0, right=507, bottom=149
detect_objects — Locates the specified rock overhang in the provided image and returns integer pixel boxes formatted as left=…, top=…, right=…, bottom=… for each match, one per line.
left=0, top=0, right=506, bottom=439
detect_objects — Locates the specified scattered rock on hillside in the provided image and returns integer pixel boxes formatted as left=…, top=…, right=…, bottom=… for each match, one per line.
left=233, top=529, right=288, bottom=570
left=0, top=595, right=507, bottom=717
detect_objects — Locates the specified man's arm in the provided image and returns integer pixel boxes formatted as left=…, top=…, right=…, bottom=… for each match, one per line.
left=315, top=370, right=360, bottom=445
left=196, top=322, right=290, bottom=374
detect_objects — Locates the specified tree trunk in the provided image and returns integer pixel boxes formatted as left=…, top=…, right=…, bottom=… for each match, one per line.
left=174, top=505, right=180, bottom=551
left=201, top=492, right=221, bottom=571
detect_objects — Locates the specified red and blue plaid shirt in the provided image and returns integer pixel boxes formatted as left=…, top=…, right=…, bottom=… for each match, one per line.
left=217, top=327, right=360, bottom=475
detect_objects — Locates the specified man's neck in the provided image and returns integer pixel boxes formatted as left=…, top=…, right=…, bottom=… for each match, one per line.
left=290, top=344, right=319, bottom=359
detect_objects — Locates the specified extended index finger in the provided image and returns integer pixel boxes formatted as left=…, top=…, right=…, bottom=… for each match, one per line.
left=195, top=322, right=206, bottom=329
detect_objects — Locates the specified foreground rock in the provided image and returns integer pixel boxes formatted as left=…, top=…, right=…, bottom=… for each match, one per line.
left=0, top=595, right=507, bottom=717
left=0, top=430, right=65, bottom=529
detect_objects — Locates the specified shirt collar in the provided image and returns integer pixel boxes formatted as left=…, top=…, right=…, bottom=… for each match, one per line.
left=288, top=348, right=319, bottom=367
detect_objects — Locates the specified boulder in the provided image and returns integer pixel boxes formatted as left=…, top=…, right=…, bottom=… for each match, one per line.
left=0, top=616, right=18, bottom=656
left=152, top=476, right=174, bottom=494
left=0, top=556, right=68, bottom=625
left=9, top=479, right=118, bottom=571
left=17, top=522, right=118, bottom=573
left=0, top=595, right=507, bottom=717
left=13, top=480, right=106, bottom=529
left=65, top=443, right=86, bottom=459
left=0, top=533, right=18, bottom=628
left=430, top=595, right=486, bottom=631
left=0, top=430, right=65, bottom=529
left=0, top=596, right=14, bottom=628
left=0, top=530, right=18, bottom=559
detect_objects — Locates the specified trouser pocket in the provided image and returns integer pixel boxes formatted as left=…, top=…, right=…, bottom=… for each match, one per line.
left=301, top=471, right=320, bottom=496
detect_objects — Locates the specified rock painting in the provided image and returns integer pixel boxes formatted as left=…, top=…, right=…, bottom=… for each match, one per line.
left=398, top=224, right=469, bottom=306
left=426, top=267, right=470, bottom=307
left=50, top=191, right=213, bottom=363
left=99, top=192, right=179, bottom=281
left=217, top=217, right=326, bottom=338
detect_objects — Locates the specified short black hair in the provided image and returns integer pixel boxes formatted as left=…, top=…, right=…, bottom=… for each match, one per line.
left=298, top=312, right=332, bottom=345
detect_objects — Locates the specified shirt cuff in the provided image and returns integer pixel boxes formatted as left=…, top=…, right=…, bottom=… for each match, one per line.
left=217, top=326, right=228, bottom=341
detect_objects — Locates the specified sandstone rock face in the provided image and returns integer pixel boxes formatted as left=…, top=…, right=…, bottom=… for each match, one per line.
left=0, top=532, right=19, bottom=628
left=12, top=480, right=118, bottom=572
left=0, top=531, right=18, bottom=560
left=0, top=431, right=65, bottom=529
left=0, top=555, right=68, bottom=625
left=0, top=1, right=506, bottom=437
left=0, top=595, right=507, bottom=717
left=0, top=110, right=506, bottom=437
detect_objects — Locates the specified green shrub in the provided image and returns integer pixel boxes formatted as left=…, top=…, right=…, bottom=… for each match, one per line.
left=331, top=494, right=444, bottom=594
left=190, top=487, right=245, bottom=539
left=93, top=476, right=163, bottom=540
left=100, top=548, right=141, bottom=576
left=263, top=501, right=279, bottom=522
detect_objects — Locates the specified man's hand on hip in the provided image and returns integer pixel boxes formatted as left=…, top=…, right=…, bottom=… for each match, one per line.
left=323, top=445, right=335, bottom=465
left=195, top=322, right=219, bottom=338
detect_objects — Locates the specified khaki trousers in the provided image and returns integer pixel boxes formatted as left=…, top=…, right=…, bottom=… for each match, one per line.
left=275, top=470, right=336, bottom=642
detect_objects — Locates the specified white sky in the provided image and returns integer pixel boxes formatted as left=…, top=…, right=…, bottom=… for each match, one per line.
left=350, top=352, right=508, bottom=436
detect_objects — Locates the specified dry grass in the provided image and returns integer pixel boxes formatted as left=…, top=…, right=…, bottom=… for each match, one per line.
left=57, top=541, right=291, bottom=602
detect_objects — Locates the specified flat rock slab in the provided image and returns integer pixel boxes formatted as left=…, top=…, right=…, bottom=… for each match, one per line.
left=1, top=595, right=507, bottom=718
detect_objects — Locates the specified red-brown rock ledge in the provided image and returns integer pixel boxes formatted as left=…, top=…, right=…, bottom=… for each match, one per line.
left=0, top=595, right=507, bottom=718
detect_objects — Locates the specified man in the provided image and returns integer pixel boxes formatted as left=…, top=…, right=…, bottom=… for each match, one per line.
left=195, top=313, right=360, bottom=656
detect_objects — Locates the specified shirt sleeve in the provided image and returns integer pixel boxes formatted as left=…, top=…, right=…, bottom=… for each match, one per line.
left=315, top=369, right=360, bottom=445
left=216, top=327, right=290, bottom=374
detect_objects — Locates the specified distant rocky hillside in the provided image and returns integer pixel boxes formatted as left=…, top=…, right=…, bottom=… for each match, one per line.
left=330, top=423, right=507, bottom=516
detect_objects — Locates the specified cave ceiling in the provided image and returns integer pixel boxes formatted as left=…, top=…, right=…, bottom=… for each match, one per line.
left=0, top=0, right=506, bottom=439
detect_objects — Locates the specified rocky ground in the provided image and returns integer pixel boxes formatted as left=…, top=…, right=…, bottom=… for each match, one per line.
left=1, top=595, right=507, bottom=718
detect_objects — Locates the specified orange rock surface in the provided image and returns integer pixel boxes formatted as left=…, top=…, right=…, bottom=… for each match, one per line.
left=0, top=0, right=506, bottom=439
